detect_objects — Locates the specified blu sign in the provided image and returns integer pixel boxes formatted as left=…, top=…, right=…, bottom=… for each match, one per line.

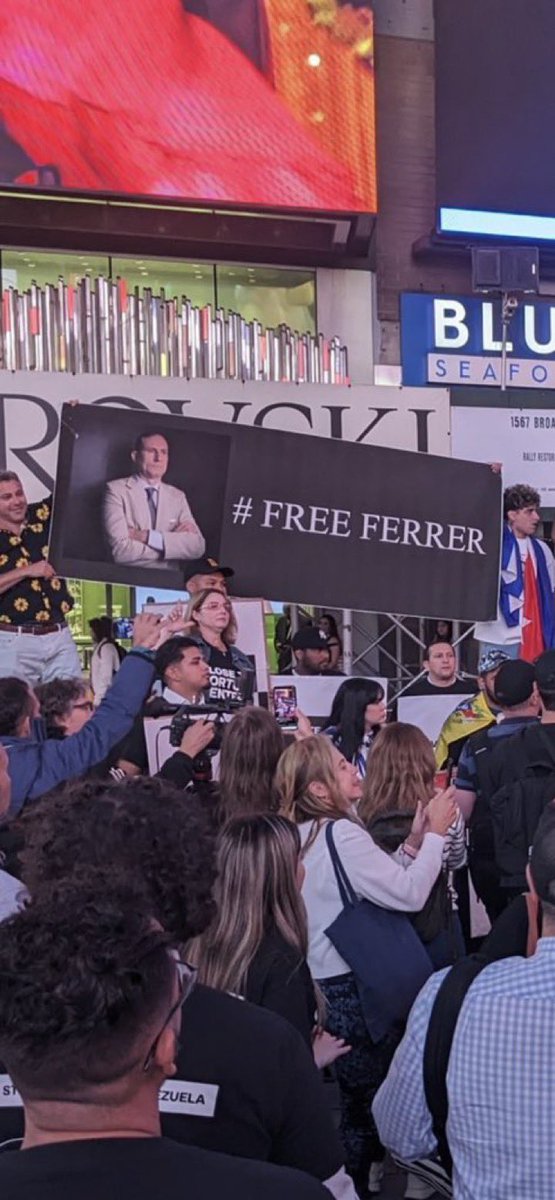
left=401, top=292, right=555, bottom=388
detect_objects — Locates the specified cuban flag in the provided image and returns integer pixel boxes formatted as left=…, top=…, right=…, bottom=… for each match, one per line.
left=499, top=526, right=555, bottom=660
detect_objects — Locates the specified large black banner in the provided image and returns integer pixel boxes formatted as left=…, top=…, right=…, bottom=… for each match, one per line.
left=50, top=405, right=501, bottom=620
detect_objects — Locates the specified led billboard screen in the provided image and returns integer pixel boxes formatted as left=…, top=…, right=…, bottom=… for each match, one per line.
left=0, top=0, right=376, bottom=214
left=435, top=0, right=555, bottom=238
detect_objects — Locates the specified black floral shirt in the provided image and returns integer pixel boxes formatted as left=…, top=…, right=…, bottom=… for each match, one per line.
left=0, top=497, right=74, bottom=627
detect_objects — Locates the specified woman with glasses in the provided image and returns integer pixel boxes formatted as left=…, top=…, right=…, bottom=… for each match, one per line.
left=36, top=678, right=95, bottom=738
left=35, top=678, right=124, bottom=780
left=186, top=588, right=253, bottom=705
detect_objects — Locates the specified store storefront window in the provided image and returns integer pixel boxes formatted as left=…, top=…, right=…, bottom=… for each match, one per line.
left=216, top=265, right=316, bottom=333
left=1, top=251, right=316, bottom=334
left=110, top=257, right=215, bottom=307
left=2, top=250, right=109, bottom=291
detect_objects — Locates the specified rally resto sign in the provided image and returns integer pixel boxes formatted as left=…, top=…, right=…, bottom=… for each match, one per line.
left=451, top=405, right=555, bottom=506
left=50, top=405, right=501, bottom=620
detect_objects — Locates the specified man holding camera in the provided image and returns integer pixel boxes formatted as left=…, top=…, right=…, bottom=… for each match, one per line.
left=117, top=637, right=216, bottom=785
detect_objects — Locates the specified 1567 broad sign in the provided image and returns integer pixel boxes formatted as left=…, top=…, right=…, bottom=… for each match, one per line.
left=401, top=292, right=555, bottom=389
left=0, top=371, right=450, bottom=501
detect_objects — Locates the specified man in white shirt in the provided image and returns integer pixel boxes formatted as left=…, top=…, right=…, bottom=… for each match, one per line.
left=117, top=637, right=214, bottom=779
left=104, top=432, right=205, bottom=569
left=475, top=483, right=555, bottom=661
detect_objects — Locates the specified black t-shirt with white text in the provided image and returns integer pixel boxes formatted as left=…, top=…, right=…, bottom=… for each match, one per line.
left=206, top=647, right=242, bottom=704
left=0, top=1137, right=327, bottom=1200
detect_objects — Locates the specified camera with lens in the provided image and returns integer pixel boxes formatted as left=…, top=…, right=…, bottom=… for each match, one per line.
left=168, top=664, right=255, bottom=761
left=169, top=699, right=243, bottom=756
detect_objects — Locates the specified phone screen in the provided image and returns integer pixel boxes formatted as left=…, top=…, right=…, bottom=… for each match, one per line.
left=272, top=685, right=298, bottom=725
left=114, top=617, right=134, bottom=639
left=434, top=767, right=451, bottom=792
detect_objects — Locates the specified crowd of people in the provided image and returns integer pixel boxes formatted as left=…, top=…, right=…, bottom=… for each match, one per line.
left=1, top=468, right=555, bottom=1199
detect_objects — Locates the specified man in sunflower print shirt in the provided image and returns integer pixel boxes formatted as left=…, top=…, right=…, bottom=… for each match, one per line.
left=0, top=472, right=82, bottom=685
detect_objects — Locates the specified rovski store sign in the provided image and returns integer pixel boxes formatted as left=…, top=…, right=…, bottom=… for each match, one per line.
left=0, top=372, right=450, bottom=503
left=401, top=292, right=555, bottom=388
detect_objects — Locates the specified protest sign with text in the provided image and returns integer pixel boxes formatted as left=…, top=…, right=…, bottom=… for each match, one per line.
left=50, top=405, right=501, bottom=619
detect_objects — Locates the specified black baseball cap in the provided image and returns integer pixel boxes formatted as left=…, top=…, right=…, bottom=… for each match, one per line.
left=535, top=650, right=555, bottom=693
left=493, top=660, right=535, bottom=707
left=292, top=627, right=329, bottom=651
left=183, top=556, right=234, bottom=584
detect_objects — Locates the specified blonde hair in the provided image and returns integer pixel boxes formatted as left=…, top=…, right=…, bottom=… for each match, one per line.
left=185, top=587, right=237, bottom=646
left=276, top=737, right=354, bottom=846
left=188, top=814, right=310, bottom=998
left=359, top=722, right=436, bottom=827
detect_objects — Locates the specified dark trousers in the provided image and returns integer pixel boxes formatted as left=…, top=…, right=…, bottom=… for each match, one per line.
left=320, top=973, right=401, bottom=1184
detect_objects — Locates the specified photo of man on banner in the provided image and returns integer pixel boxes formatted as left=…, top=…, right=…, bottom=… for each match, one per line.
left=103, top=430, right=205, bottom=569
left=49, top=404, right=502, bottom=623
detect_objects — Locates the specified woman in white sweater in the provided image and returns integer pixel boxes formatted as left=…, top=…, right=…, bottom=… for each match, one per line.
left=89, top=617, right=123, bottom=706
left=276, top=736, right=456, bottom=1199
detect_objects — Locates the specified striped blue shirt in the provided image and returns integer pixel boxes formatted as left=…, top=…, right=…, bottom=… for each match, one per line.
left=373, top=940, right=555, bottom=1199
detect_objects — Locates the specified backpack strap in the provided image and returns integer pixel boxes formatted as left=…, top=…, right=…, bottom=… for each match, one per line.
left=524, top=892, right=541, bottom=957
left=468, top=726, right=495, bottom=799
left=423, top=955, right=487, bottom=1175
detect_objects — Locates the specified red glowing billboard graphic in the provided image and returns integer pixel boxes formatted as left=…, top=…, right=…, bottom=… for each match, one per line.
left=0, top=0, right=376, bottom=213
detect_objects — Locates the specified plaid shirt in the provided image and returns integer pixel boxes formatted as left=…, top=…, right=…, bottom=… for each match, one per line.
left=373, top=940, right=555, bottom=1200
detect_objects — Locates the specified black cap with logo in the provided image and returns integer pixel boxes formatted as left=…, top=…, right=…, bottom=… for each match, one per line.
left=183, top=556, right=234, bottom=585
left=292, top=627, right=330, bottom=651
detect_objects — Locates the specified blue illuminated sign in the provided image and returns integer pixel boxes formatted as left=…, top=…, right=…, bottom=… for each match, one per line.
left=401, top=292, right=555, bottom=389
left=439, top=207, right=555, bottom=242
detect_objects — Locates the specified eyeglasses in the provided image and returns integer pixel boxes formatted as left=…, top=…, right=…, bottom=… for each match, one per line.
left=199, top=602, right=230, bottom=613
left=73, top=701, right=94, bottom=713
left=142, top=959, right=197, bottom=1073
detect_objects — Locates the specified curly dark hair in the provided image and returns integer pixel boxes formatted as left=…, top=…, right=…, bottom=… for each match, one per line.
left=503, top=483, right=541, bottom=517
left=35, top=676, right=90, bottom=736
left=20, top=776, right=218, bottom=943
left=0, top=884, right=174, bottom=1098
